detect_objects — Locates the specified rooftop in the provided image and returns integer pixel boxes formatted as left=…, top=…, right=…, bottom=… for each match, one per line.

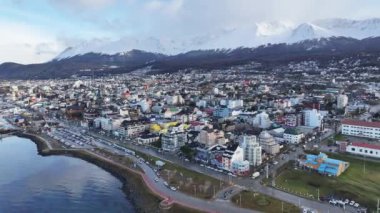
left=351, top=142, right=380, bottom=150
left=342, top=119, right=380, bottom=128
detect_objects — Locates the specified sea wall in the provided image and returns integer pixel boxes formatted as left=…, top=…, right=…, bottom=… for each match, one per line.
left=14, top=132, right=164, bottom=213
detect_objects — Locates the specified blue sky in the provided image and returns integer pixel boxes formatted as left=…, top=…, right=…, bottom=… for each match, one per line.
left=1, top=0, right=380, bottom=64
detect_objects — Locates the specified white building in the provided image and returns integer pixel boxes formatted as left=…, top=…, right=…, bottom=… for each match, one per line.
left=161, top=131, right=187, bottom=152
left=303, top=109, right=323, bottom=129
left=341, top=119, right=380, bottom=139
left=259, top=131, right=280, bottom=155
left=252, top=111, right=272, bottom=129
left=196, top=100, right=207, bottom=108
left=337, top=94, right=348, bottom=109
left=94, top=117, right=113, bottom=131
left=220, top=99, right=243, bottom=109
left=346, top=142, right=380, bottom=159
left=137, top=134, right=160, bottom=145
left=238, top=135, right=262, bottom=166
left=231, top=160, right=250, bottom=176
left=227, top=100, right=243, bottom=109
left=283, top=128, right=304, bottom=144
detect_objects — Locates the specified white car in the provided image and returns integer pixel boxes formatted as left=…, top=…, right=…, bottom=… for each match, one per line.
left=154, top=178, right=159, bottom=182
left=163, top=181, right=169, bottom=187
left=170, top=186, right=177, bottom=191
left=349, top=201, right=355, bottom=206
left=344, top=199, right=349, bottom=204
left=354, top=203, right=360, bottom=208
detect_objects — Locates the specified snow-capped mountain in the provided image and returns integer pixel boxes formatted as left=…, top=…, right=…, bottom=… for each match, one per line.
left=55, top=18, right=380, bottom=60
left=3, top=36, right=380, bottom=79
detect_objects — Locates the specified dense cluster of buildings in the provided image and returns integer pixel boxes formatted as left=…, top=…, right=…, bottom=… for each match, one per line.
left=0, top=64, right=379, bottom=174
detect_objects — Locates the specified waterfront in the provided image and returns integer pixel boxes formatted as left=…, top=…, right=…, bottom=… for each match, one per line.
left=0, top=136, right=135, bottom=213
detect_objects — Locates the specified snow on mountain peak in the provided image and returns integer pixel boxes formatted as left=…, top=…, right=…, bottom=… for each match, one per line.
left=54, top=18, right=380, bottom=60
left=288, top=23, right=331, bottom=43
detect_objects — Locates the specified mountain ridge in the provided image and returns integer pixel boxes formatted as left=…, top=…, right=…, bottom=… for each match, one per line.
left=52, top=18, right=380, bottom=60
left=1, top=36, right=380, bottom=79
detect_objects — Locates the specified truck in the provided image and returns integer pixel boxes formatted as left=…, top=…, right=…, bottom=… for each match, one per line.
left=251, top=172, right=260, bottom=179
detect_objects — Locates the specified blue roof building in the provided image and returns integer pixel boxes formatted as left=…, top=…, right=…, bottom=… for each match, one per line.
left=303, top=152, right=349, bottom=176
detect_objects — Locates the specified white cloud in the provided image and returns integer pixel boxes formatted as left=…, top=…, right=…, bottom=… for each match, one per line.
left=49, top=0, right=116, bottom=11
left=1, top=0, right=380, bottom=63
left=0, top=21, right=62, bottom=64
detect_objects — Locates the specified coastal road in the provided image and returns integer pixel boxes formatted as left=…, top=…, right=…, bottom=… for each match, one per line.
left=84, top=142, right=259, bottom=213
left=88, top=131, right=345, bottom=213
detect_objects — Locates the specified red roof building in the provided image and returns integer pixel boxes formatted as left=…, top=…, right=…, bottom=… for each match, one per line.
left=351, top=142, right=380, bottom=150
left=341, top=119, right=380, bottom=139
left=341, top=119, right=380, bottom=128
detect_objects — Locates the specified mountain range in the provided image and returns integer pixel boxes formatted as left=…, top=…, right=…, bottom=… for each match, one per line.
left=55, top=18, right=380, bottom=59
left=1, top=18, right=380, bottom=79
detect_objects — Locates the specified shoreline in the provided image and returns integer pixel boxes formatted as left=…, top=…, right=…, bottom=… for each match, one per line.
left=12, top=132, right=195, bottom=213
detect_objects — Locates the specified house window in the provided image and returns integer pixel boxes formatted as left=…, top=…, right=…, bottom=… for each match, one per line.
left=359, top=149, right=363, bottom=152
left=351, top=148, right=355, bottom=151
left=364, top=150, right=368, bottom=153
left=369, top=151, right=373, bottom=154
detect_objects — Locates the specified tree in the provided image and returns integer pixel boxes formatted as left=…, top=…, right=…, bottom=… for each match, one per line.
left=180, top=145, right=195, bottom=159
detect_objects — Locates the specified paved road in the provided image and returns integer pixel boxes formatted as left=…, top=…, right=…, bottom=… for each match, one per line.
left=88, top=131, right=346, bottom=213
left=85, top=136, right=259, bottom=213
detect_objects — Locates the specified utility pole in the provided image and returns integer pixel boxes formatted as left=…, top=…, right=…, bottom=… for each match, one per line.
left=377, top=198, right=379, bottom=213
left=281, top=201, right=284, bottom=213
left=317, top=188, right=320, bottom=201
left=363, top=155, right=366, bottom=175
left=239, top=193, right=242, bottom=207
left=266, top=163, right=269, bottom=179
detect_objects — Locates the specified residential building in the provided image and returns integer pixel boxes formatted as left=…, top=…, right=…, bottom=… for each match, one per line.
left=222, top=143, right=246, bottom=173
left=198, top=128, right=225, bottom=147
left=137, top=134, right=160, bottom=145
left=285, top=114, right=302, bottom=127
left=213, top=107, right=230, bottom=118
left=94, top=117, right=113, bottom=131
left=341, top=119, right=380, bottom=139
left=231, top=160, right=250, bottom=176
left=161, top=131, right=187, bottom=152
left=238, top=135, right=262, bottom=166
left=252, top=111, right=271, bottom=129
left=121, top=120, right=149, bottom=137
left=303, top=109, right=323, bottom=129
left=283, top=128, right=304, bottom=144
left=337, top=94, right=348, bottom=109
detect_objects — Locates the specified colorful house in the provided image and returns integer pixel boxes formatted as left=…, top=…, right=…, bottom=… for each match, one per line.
left=301, top=152, right=349, bottom=176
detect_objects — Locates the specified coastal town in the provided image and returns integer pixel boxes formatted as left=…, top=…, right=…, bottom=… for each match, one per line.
left=1, top=65, right=379, bottom=213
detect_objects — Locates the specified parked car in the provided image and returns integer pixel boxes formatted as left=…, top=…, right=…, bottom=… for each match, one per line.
left=170, top=186, right=177, bottom=191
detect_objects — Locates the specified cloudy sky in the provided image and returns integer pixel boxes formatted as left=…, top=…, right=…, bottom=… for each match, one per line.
left=1, top=0, right=380, bottom=64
